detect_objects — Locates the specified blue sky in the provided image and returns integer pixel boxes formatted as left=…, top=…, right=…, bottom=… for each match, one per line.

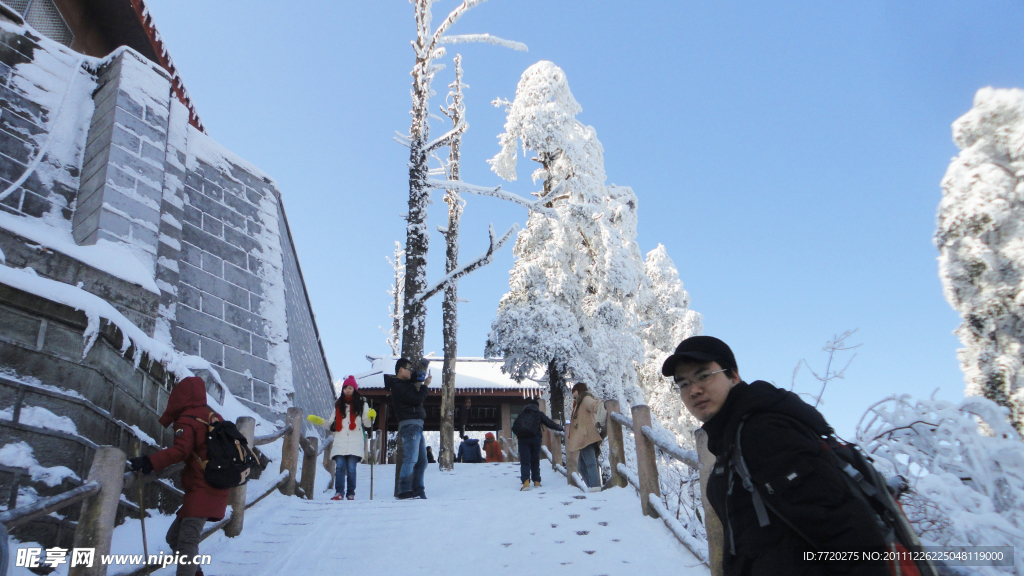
left=145, top=0, right=1024, bottom=436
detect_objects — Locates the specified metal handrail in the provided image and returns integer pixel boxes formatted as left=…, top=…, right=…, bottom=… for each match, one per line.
left=0, top=481, right=100, bottom=529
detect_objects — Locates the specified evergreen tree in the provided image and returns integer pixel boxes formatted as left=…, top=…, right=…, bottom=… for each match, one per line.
left=936, top=87, right=1024, bottom=433
left=485, top=61, right=648, bottom=414
left=637, top=245, right=703, bottom=445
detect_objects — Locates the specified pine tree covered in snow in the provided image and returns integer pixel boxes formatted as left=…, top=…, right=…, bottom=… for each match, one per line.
left=485, top=61, right=651, bottom=415
left=636, top=244, right=703, bottom=446
left=937, top=87, right=1024, bottom=433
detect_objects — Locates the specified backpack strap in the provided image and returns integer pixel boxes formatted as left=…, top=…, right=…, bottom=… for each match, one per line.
left=184, top=411, right=219, bottom=470
left=730, top=416, right=823, bottom=550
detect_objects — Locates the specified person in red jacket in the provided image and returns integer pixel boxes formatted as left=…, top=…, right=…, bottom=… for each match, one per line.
left=129, top=376, right=228, bottom=576
left=483, top=432, right=503, bottom=463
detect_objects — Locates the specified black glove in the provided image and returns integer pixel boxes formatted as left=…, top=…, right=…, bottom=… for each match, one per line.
left=128, top=456, right=153, bottom=474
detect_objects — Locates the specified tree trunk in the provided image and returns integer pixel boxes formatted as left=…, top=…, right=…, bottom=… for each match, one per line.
left=439, top=56, right=465, bottom=472
left=549, top=359, right=565, bottom=425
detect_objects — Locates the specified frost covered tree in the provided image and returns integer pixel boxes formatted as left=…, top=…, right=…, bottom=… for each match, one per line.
left=936, top=87, right=1024, bottom=433
left=485, top=61, right=649, bottom=417
left=395, top=0, right=526, bottom=361
left=380, top=241, right=405, bottom=357
left=437, top=55, right=466, bottom=471
left=636, top=244, right=703, bottom=445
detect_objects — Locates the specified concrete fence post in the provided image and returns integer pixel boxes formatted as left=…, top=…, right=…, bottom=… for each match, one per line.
left=300, top=436, right=318, bottom=500
left=697, top=428, right=724, bottom=575
left=225, top=416, right=255, bottom=537
left=279, top=407, right=303, bottom=496
left=631, top=404, right=661, bottom=518
left=605, top=400, right=627, bottom=489
left=69, top=446, right=126, bottom=576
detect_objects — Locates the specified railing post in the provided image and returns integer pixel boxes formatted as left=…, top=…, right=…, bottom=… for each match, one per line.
left=605, top=401, right=626, bottom=489
left=69, top=446, right=126, bottom=576
left=631, top=404, right=660, bottom=518
left=550, top=427, right=563, bottom=468
left=566, top=449, right=578, bottom=485
left=697, top=428, right=724, bottom=575
left=300, top=436, right=318, bottom=500
left=225, top=416, right=255, bottom=537
left=279, top=407, right=302, bottom=496
left=538, top=399, right=550, bottom=458
left=322, top=437, right=335, bottom=492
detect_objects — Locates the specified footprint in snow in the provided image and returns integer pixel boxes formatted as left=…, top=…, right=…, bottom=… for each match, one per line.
left=576, top=530, right=589, bottom=535
left=584, top=551, right=596, bottom=555
left=590, top=507, right=600, bottom=510
left=598, top=522, right=608, bottom=526
left=569, top=514, right=580, bottom=519
left=573, top=495, right=586, bottom=500
left=502, top=543, right=512, bottom=547
left=551, top=524, right=558, bottom=528
left=561, top=502, right=573, bottom=506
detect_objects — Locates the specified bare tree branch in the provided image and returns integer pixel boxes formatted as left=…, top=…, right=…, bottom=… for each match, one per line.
left=430, top=0, right=488, bottom=51
left=425, top=178, right=554, bottom=215
left=425, top=121, right=468, bottom=153
left=440, top=34, right=528, bottom=52
left=416, top=223, right=517, bottom=304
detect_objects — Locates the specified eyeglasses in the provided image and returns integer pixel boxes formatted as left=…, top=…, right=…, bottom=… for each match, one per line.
left=672, top=368, right=727, bottom=391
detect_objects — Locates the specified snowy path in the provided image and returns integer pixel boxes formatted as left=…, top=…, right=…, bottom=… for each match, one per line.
left=160, top=463, right=709, bottom=576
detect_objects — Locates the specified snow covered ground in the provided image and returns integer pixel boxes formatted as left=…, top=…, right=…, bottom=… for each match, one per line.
left=17, top=462, right=706, bottom=576
left=188, top=462, right=707, bottom=576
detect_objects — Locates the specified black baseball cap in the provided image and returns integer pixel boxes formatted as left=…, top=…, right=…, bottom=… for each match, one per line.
left=661, top=336, right=737, bottom=377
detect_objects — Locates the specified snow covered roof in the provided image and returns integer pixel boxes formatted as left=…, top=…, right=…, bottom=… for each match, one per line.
left=352, top=356, right=545, bottom=393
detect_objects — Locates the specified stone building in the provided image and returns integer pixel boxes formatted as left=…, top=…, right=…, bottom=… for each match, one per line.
left=0, top=0, right=334, bottom=546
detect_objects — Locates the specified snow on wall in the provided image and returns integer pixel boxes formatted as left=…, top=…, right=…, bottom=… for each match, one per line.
left=0, top=16, right=332, bottom=423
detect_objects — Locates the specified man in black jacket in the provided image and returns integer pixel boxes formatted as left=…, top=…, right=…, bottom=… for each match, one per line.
left=662, top=336, right=889, bottom=576
left=513, top=399, right=564, bottom=490
left=387, top=358, right=432, bottom=500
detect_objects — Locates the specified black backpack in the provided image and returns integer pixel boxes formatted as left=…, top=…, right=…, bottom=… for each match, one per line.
left=189, top=412, right=259, bottom=489
left=729, top=415, right=938, bottom=576
left=512, top=410, right=540, bottom=438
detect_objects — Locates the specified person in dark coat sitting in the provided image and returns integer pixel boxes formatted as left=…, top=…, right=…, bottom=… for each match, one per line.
left=129, top=376, right=228, bottom=576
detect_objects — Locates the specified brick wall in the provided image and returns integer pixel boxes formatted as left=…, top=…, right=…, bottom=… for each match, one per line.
left=0, top=21, right=333, bottom=421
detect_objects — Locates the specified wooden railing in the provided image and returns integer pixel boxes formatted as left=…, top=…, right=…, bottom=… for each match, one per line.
left=538, top=401, right=715, bottom=568
left=605, top=402, right=712, bottom=568
left=1, top=406, right=329, bottom=576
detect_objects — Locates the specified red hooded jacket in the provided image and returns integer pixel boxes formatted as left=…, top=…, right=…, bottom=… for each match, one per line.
left=484, top=432, right=503, bottom=463
left=148, top=377, right=229, bottom=520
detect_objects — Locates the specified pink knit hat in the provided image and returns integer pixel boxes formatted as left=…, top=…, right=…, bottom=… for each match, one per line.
left=342, top=375, right=358, bottom=390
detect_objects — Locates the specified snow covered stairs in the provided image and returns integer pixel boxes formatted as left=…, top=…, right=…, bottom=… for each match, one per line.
left=169, top=463, right=709, bottom=576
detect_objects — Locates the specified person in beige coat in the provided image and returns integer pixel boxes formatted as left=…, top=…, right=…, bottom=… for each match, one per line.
left=307, top=375, right=374, bottom=500
left=567, top=382, right=603, bottom=490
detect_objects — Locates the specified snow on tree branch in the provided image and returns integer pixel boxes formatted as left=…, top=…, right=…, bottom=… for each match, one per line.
left=425, top=121, right=468, bottom=153
left=429, top=0, right=490, bottom=50
left=440, top=34, right=528, bottom=52
left=425, top=178, right=554, bottom=215
left=416, top=223, right=517, bottom=304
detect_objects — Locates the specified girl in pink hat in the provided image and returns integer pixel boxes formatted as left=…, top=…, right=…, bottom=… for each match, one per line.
left=307, top=375, right=374, bottom=500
